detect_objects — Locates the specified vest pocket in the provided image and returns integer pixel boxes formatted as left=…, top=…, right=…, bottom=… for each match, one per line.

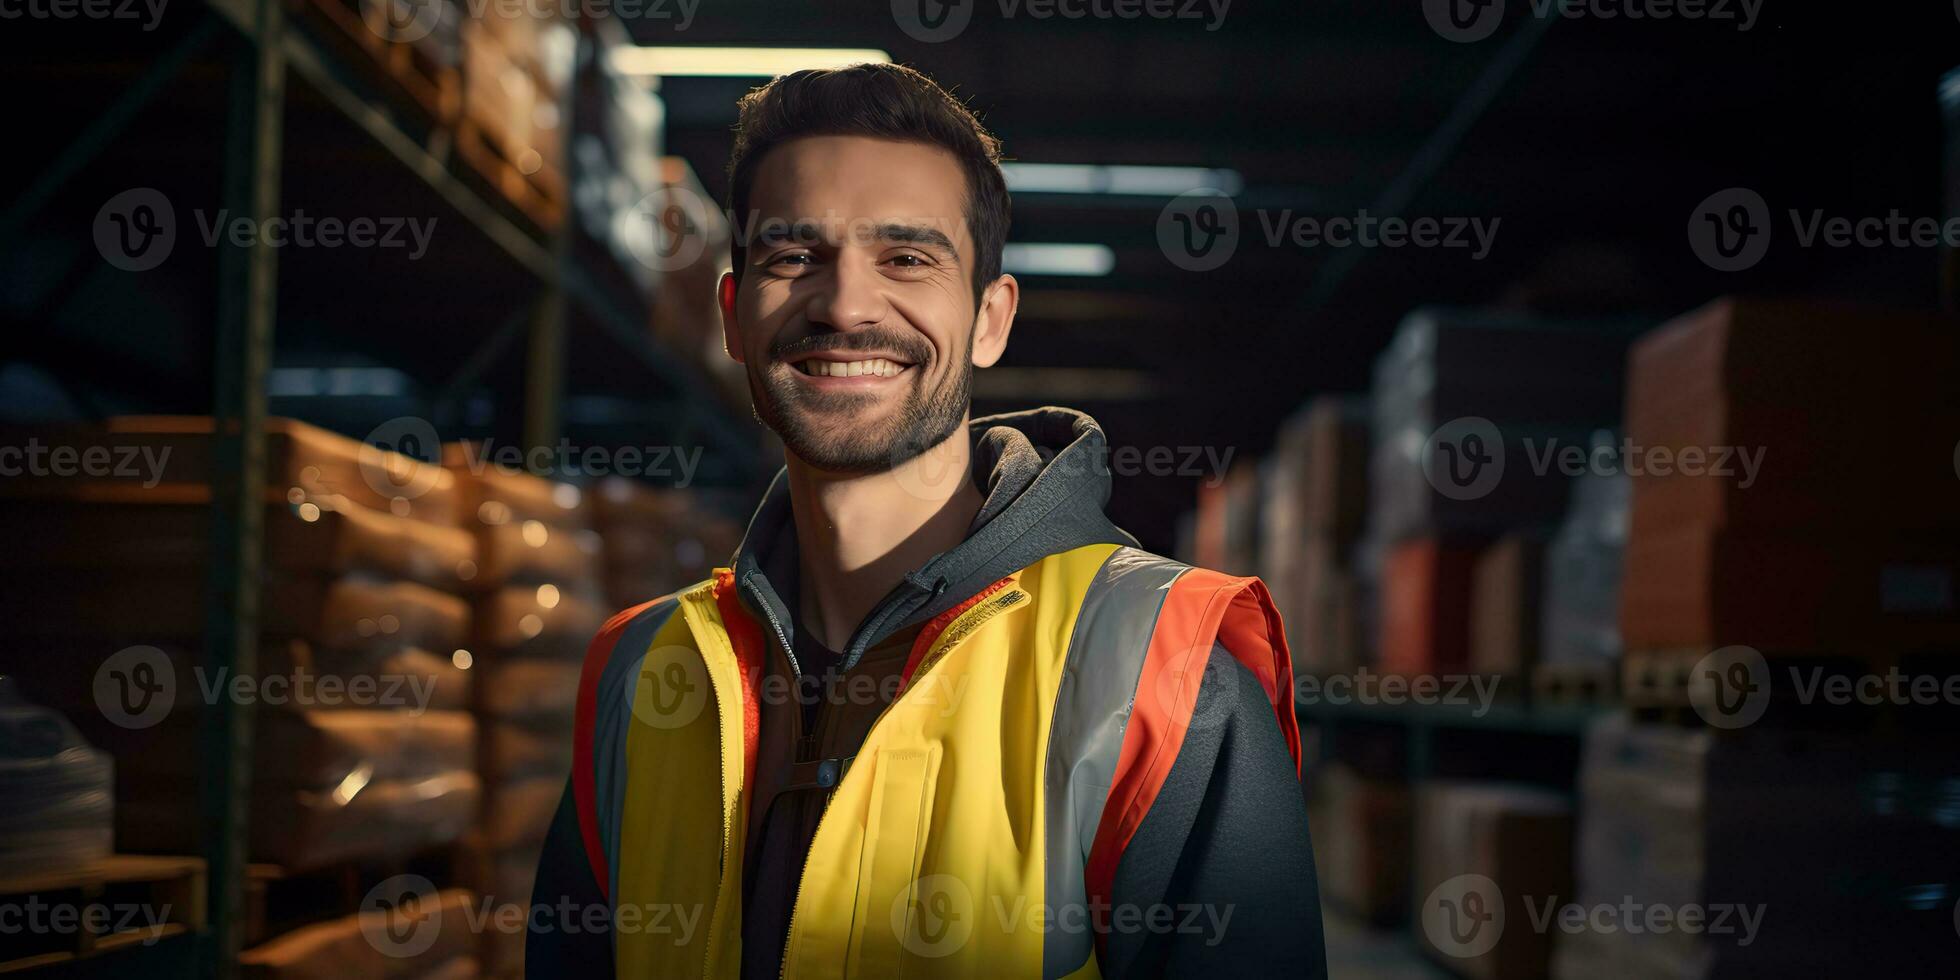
left=846, top=743, right=951, bottom=976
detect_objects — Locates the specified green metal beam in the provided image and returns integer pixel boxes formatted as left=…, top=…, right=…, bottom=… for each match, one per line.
left=201, top=0, right=284, bottom=974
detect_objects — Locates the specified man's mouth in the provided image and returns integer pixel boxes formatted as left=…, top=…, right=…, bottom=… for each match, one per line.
left=790, top=355, right=913, bottom=378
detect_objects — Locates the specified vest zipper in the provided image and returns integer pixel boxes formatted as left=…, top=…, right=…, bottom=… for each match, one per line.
left=777, top=586, right=1029, bottom=978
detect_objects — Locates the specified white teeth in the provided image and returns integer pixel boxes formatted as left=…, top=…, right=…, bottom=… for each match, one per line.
left=803, top=357, right=903, bottom=377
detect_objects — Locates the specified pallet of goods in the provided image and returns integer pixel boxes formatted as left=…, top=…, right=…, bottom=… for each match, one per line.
left=1556, top=715, right=1960, bottom=978
left=1364, top=308, right=1638, bottom=679
left=457, top=12, right=574, bottom=231
left=1413, top=782, right=1572, bottom=980
left=1260, top=396, right=1370, bottom=677
left=441, top=445, right=604, bottom=977
left=0, top=417, right=481, bottom=877
left=1617, top=298, right=1960, bottom=721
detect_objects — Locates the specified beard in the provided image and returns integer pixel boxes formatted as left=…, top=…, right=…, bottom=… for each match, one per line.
left=749, top=327, right=973, bottom=474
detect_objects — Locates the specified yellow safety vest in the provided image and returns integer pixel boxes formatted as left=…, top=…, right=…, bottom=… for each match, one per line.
left=570, top=542, right=1298, bottom=978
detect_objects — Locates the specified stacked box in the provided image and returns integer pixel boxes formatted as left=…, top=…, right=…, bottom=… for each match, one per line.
left=1366, top=309, right=1635, bottom=679
left=443, top=447, right=604, bottom=976
left=1468, top=532, right=1547, bottom=678
left=1307, top=762, right=1412, bottom=925
left=1538, top=462, right=1628, bottom=666
left=0, top=417, right=479, bottom=872
left=569, top=18, right=667, bottom=293
left=1192, top=462, right=1262, bottom=577
left=1619, top=299, right=1960, bottom=663
left=1413, top=782, right=1572, bottom=980
left=459, top=11, right=575, bottom=219
left=1556, top=715, right=1960, bottom=978
left=1259, top=397, right=1370, bottom=675
left=1367, top=308, right=1633, bottom=545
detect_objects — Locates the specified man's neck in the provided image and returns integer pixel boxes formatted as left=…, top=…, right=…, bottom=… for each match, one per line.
left=787, top=422, right=986, bottom=654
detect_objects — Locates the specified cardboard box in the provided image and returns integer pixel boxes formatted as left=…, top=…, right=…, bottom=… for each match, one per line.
left=1309, top=763, right=1412, bottom=925
left=1289, top=535, right=1366, bottom=676
left=1470, top=533, right=1547, bottom=676
left=1558, top=715, right=1960, bottom=978
left=1414, top=782, right=1572, bottom=980
left=472, top=584, right=608, bottom=659
left=0, top=416, right=462, bottom=524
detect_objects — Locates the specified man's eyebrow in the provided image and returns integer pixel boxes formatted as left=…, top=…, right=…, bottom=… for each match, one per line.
left=873, top=222, right=960, bottom=257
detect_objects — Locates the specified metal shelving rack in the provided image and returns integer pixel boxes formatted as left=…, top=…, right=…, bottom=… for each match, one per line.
left=5, top=2, right=761, bottom=974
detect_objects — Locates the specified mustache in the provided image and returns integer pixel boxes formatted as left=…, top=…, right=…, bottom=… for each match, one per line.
left=770, top=330, right=933, bottom=364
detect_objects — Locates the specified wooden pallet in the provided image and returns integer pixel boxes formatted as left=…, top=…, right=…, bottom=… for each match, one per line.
left=243, top=843, right=472, bottom=949
left=290, top=0, right=461, bottom=127
left=0, top=855, right=205, bottom=974
left=1531, top=660, right=1618, bottom=705
left=1620, top=647, right=1941, bottom=730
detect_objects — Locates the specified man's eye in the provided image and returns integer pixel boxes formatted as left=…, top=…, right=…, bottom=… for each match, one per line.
left=887, top=254, right=927, bottom=268
left=770, top=253, right=814, bottom=269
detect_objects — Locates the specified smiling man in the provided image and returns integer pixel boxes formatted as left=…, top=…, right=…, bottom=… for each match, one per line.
left=528, top=63, right=1326, bottom=978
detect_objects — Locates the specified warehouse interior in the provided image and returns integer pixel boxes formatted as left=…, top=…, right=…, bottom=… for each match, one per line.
left=3, top=1, right=1959, bottom=977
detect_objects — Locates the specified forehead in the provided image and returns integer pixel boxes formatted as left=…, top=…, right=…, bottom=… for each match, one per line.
left=747, top=135, right=972, bottom=247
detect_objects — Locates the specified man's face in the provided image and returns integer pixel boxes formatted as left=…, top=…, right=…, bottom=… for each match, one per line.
left=722, top=135, right=1013, bottom=474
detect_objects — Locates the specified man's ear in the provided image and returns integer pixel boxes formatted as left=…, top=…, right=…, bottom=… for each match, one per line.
left=971, top=273, right=1018, bottom=368
left=717, top=271, right=745, bottom=364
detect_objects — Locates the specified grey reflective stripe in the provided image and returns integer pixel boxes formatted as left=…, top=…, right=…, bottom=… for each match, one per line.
left=593, top=597, right=677, bottom=906
left=1042, top=547, right=1189, bottom=979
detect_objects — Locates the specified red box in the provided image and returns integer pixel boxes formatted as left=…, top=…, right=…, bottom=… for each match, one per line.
left=1380, top=537, right=1485, bottom=676
left=1625, top=298, right=1960, bottom=537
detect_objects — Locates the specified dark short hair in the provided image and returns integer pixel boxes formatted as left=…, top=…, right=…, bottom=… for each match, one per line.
left=726, top=63, right=1010, bottom=300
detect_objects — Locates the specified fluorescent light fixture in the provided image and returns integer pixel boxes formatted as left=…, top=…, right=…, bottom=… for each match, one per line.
left=1002, top=163, right=1244, bottom=197
left=1001, top=243, right=1116, bottom=277
left=610, top=46, right=890, bottom=78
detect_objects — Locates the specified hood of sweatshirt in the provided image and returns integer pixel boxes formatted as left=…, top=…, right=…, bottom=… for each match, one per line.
left=728, top=406, right=1140, bottom=671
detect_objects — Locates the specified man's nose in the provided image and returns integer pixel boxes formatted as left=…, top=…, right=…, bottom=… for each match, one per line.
left=804, top=253, right=890, bottom=331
